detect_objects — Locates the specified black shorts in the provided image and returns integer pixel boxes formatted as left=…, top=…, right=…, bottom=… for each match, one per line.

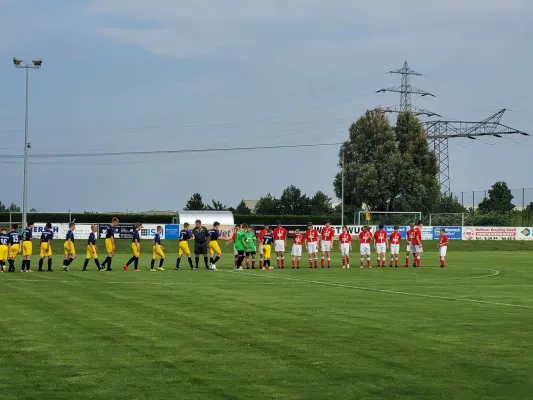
left=194, top=242, right=208, bottom=255
left=245, top=251, right=256, bottom=256
left=237, top=250, right=245, bottom=256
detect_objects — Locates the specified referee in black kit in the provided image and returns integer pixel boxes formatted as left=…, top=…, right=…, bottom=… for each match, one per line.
left=192, top=219, right=210, bottom=269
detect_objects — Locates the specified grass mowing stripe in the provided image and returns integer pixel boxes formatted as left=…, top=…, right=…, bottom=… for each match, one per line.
left=222, top=270, right=533, bottom=309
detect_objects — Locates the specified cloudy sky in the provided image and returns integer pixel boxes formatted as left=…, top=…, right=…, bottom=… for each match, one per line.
left=1, top=0, right=532, bottom=212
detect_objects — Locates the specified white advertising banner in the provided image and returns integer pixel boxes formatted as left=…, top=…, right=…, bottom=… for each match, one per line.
left=516, top=227, right=533, bottom=240
left=462, top=227, right=518, bottom=241
left=139, top=224, right=166, bottom=240
left=33, top=223, right=94, bottom=240
left=316, top=225, right=366, bottom=239
left=421, top=226, right=433, bottom=241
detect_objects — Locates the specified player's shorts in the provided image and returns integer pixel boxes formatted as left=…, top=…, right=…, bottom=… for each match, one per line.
left=0, top=245, right=8, bottom=261
left=9, top=244, right=20, bottom=259
left=376, top=243, right=386, bottom=254
left=439, top=246, right=447, bottom=257
left=245, top=250, right=256, bottom=257
left=209, top=241, right=221, bottom=255
left=258, top=243, right=263, bottom=257
left=360, top=243, right=371, bottom=255
left=390, top=244, right=400, bottom=255
left=274, top=240, right=285, bottom=252
left=291, top=244, right=302, bottom=257
left=194, top=241, right=208, bottom=255
left=307, top=242, right=318, bottom=254
left=131, top=243, right=140, bottom=257
left=233, top=246, right=238, bottom=256
left=40, top=242, right=52, bottom=258
left=406, top=242, right=412, bottom=252
left=152, top=245, right=165, bottom=259
left=23, top=241, right=32, bottom=256
left=321, top=241, right=332, bottom=252
left=63, top=242, right=75, bottom=256
left=415, top=245, right=423, bottom=254
left=178, top=241, right=191, bottom=256
left=86, top=245, right=98, bottom=259
left=105, top=238, right=114, bottom=253
left=262, top=244, right=271, bottom=260
left=408, top=244, right=417, bottom=253
left=340, top=243, right=350, bottom=257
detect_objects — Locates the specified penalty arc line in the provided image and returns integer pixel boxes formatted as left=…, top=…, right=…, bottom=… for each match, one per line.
left=222, top=271, right=531, bottom=309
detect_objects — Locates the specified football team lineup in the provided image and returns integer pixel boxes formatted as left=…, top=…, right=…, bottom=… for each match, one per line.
left=0, top=218, right=450, bottom=273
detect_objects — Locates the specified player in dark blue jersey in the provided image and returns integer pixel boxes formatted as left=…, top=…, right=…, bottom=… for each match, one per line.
left=83, top=225, right=102, bottom=271
left=38, top=223, right=54, bottom=272
left=124, top=222, right=142, bottom=272
left=176, top=223, right=194, bottom=270
left=208, top=222, right=222, bottom=268
left=63, top=223, right=76, bottom=272
left=21, top=222, right=34, bottom=272
left=7, top=224, right=21, bottom=272
left=150, top=226, right=166, bottom=271
left=101, top=217, right=119, bottom=271
left=0, top=227, right=9, bottom=272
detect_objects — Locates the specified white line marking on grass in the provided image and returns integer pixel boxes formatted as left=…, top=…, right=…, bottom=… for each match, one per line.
left=2, top=278, right=311, bottom=286
left=464, top=269, right=500, bottom=279
left=221, top=271, right=532, bottom=309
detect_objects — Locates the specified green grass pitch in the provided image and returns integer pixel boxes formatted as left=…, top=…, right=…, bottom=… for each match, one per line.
left=1, top=240, right=532, bottom=399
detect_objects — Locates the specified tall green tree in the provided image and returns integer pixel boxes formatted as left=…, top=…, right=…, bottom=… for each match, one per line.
left=8, top=203, right=20, bottom=212
left=309, top=191, right=332, bottom=215
left=254, top=193, right=280, bottom=215
left=279, top=185, right=310, bottom=215
left=394, top=111, right=440, bottom=214
left=184, top=193, right=206, bottom=210
left=235, top=200, right=251, bottom=215
left=206, top=200, right=228, bottom=211
left=436, top=194, right=466, bottom=213
left=478, top=181, right=515, bottom=212
left=333, top=108, right=401, bottom=211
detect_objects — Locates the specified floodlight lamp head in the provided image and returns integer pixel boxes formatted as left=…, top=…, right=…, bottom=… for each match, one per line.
left=32, top=58, right=43, bottom=67
left=13, top=57, right=23, bottom=66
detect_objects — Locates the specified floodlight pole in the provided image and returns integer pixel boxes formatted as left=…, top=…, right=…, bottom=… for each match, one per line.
left=341, top=149, right=345, bottom=226
left=13, top=58, right=42, bottom=228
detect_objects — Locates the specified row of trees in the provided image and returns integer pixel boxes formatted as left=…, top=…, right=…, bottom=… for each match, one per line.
left=183, top=187, right=333, bottom=216
left=0, top=201, right=21, bottom=212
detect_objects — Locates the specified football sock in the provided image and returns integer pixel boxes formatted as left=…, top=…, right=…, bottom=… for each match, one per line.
left=252, top=260, right=255, bottom=268
left=277, top=257, right=280, bottom=267
left=187, top=257, right=194, bottom=268
left=95, top=259, right=101, bottom=269
left=246, top=260, right=250, bottom=268
left=360, top=257, right=363, bottom=267
left=309, top=260, right=313, bottom=268
left=327, top=258, right=331, bottom=267
left=405, top=256, right=409, bottom=266
left=292, top=259, right=295, bottom=267
left=83, top=259, right=89, bottom=270
left=107, top=258, right=113, bottom=269
left=126, top=256, right=136, bottom=266
left=8, top=259, right=15, bottom=271
left=47, top=258, right=52, bottom=270
left=159, top=259, right=165, bottom=268
left=38, top=259, right=44, bottom=270
left=321, top=257, right=324, bottom=267
left=367, top=259, right=371, bottom=267
left=195, top=257, right=199, bottom=268
left=150, top=260, right=155, bottom=270
left=176, top=258, right=181, bottom=268
left=27, top=260, right=31, bottom=270
left=134, top=258, right=139, bottom=269
left=314, top=260, right=318, bottom=268
left=237, top=256, right=245, bottom=267
left=377, top=259, right=381, bottom=267
left=346, top=257, right=350, bottom=266
left=281, top=257, right=285, bottom=267
left=342, top=258, right=345, bottom=267
left=297, top=260, right=300, bottom=267
left=21, top=260, right=26, bottom=271
left=213, top=256, right=220, bottom=264
left=440, top=257, right=445, bottom=266
left=101, top=257, right=108, bottom=268
left=210, top=257, right=214, bottom=264
left=203, top=257, right=209, bottom=268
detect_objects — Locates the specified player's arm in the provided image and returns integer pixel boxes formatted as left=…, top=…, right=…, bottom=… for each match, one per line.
left=67, top=234, right=73, bottom=248
left=111, top=234, right=116, bottom=251
left=350, top=237, right=352, bottom=252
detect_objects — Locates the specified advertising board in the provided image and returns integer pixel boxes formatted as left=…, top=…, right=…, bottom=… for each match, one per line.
left=432, top=226, right=462, bottom=240
left=462, top=227, right=517, bottom=241
left=517, top=227, right=533, bottom=240
left=98, top=224, right=136, bottom=239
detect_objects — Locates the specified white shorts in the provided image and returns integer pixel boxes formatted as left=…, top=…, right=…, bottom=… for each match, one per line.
left=360, top=243, right=371, bottom=255
left=291, top=245, right=302, bottom=257
left=439, top=246, right=447, bottom=257
left=408, top=244, right=417, bottom=253
left=275, top=240, right=285, bottom=252
left=376, top=243, right=386, bottom=254
left=234, top=246, right=238, bottom=256
left=258, top=243, right=263, bottom=257
left=406, top=243, right=412, bottom=253
left=307, top=242, right=318, bottom=254
left=390, top=244, right=400, bottom=255
left=415, top=245, right=423, bottom=254
left=340, top=243, right=350, bottom=257
left=321, top=241, right=332, bottom=252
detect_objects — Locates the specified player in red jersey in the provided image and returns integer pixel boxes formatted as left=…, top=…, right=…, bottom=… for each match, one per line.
left=257, top=224, right=269, bottom=269
left=406, top=223, right=417, bottom=268
left=226, top=224, right=241, bottom=267
left=304, top=222, right=319, bottom=268
left=373, top=224, right=388, bottom=268
left=438, top=228, right=448, bottom=268
left=320, top=221, right=335, bottom=268
left=388, top=226, right=401, bottom=267
left=273, top=222, right=287, bottom=269
left=338, top=225, right=352, bottom=268
left=358, top=226, right=373, bottom=268
left=291, top=228, right=305, bottom=269
left=413, top=220, right=423, bottom=267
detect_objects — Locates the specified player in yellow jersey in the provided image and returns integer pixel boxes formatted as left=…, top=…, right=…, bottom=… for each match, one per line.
left=7, top=224, right=21, bottom=272
left=0, top=227, right=9, bottom=272
left=150, top=225, right=165, bottom=271
left=21, top=222, right=34, bottom=272
left=124, top=222, right=142, bottom=272
left=101, top=217, right=119, bottom=271
left=83, top=225, right=102, bottom=271
left=208, top=221, right=222, bottom=269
